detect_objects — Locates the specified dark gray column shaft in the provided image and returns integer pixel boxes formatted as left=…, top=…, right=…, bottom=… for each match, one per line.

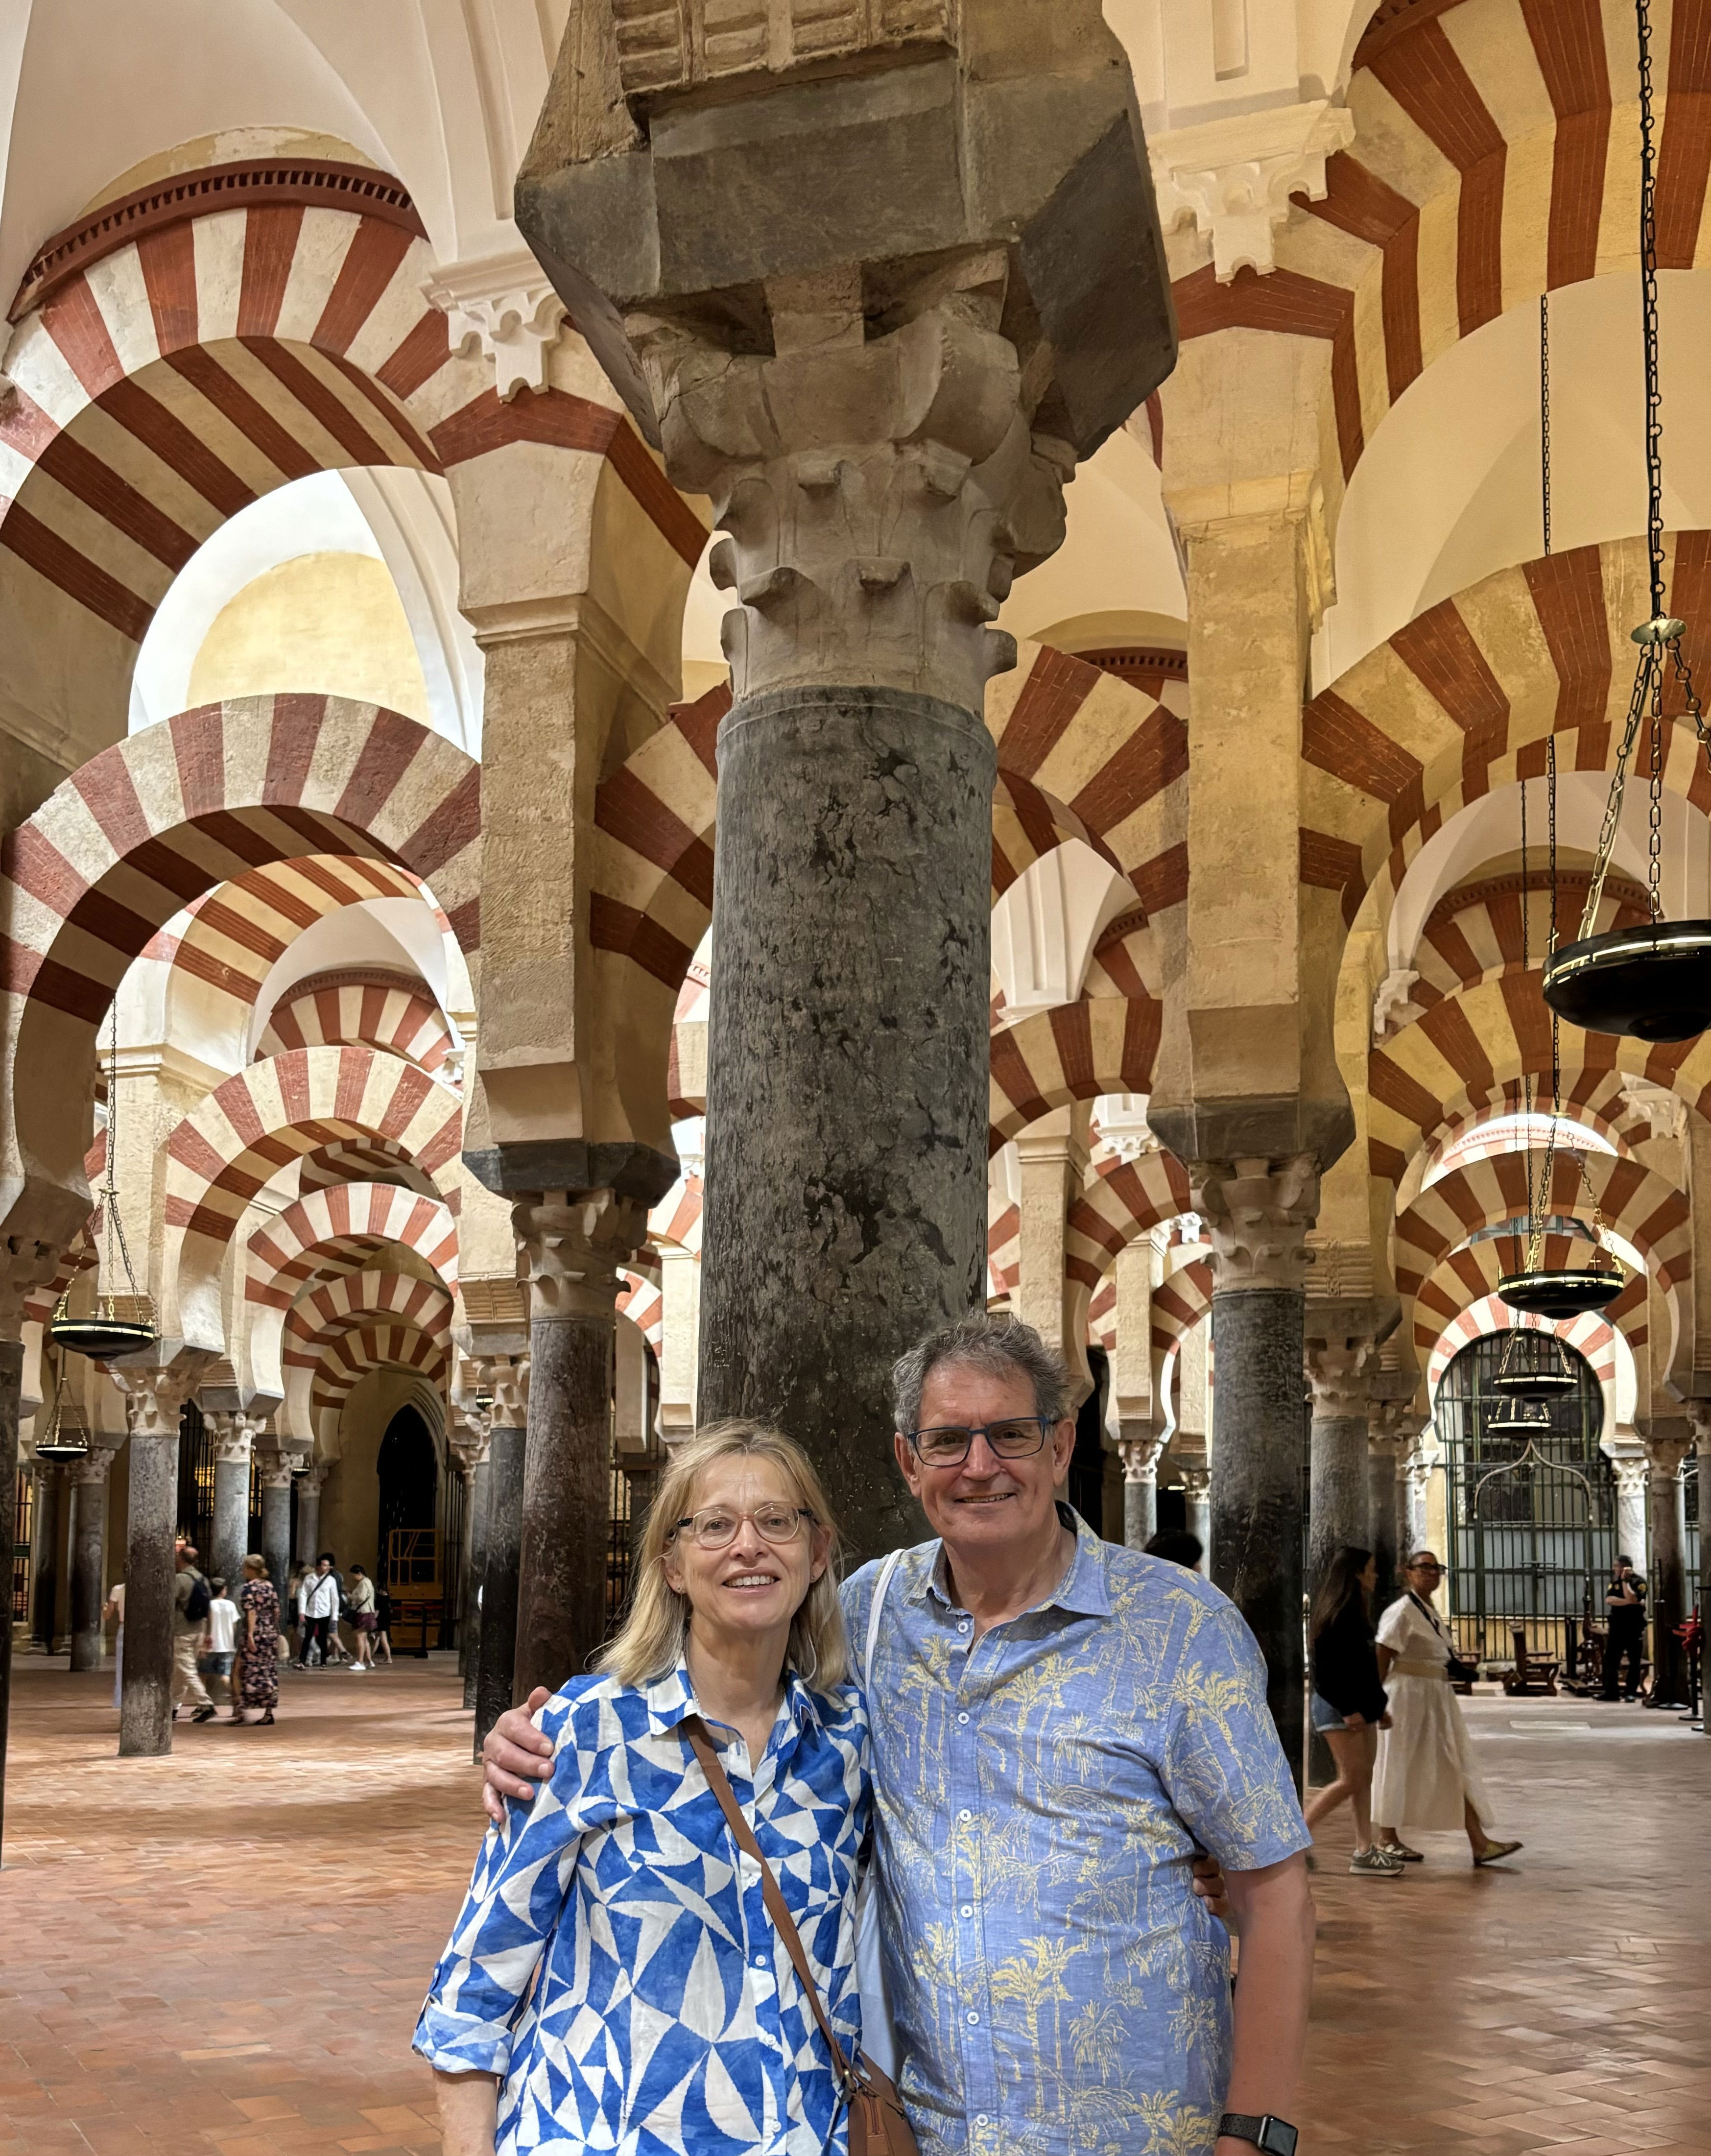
left=1124, top=1476, right=1157, bottom=1551
left=516, top=1317, right=610, bottom=1699
left=261, top=1475, right=291, bottom=1603
left=294, top=1476, right=322, bottom=1565
left=31, top=1462, right=60, bottom=1649
left=1649, top=1469, right=1690, bottom=1705
left=1367, top=1448, right=1398, bottom=1609
left=1308, top=1412, right=1369, bottom=1587
left=70, top=1470, right=108, bottom=1671
left=211, top=1451, right=250, bottom=1594
left=1210, top=1287, right=1306, bottom=1788
left=119, top=1429, right=178, bottom=1757
left=699, top=687, right=992, bottom=1564
left=475, top=1422, right=525, bottom=1754
left=462, top=1456, right=491, bottom=1708
left=0, top=1339, right=23, bottom=1858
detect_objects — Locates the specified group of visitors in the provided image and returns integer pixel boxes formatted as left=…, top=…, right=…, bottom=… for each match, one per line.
left=287, top=1554, right=392, bottom=1669
left=1306, top=1546, right=1521, bottom=1876
left=420, top=1311, right=1317, bottom=2156
left=115, top=1540, right=285, bottom=1726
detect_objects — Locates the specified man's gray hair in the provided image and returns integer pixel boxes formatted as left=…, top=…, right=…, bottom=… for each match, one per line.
left=891, top=1311, right=1069, bottom=1434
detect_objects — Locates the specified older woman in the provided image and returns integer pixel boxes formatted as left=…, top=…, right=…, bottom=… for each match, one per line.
left=232, top=1554, right=279, bottom=1726
left=416, top=1421, right=869, bottom=2156
left=1371, top=1550, right=1521, bottom=1868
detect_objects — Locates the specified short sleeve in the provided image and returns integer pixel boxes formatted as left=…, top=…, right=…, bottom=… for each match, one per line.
left=413, top=1692, right=588, bottom=2078
left=1161, top=1598, right=1311, bottom=1873
left=1375, top=1596, right=1411, bottom=1650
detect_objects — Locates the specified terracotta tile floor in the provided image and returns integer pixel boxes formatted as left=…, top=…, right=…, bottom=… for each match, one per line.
left=2, top=1664, right=1707, bottom=2153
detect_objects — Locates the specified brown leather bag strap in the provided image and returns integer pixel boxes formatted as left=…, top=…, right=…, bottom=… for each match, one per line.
left=683, top=1716, right=852, bottom=2086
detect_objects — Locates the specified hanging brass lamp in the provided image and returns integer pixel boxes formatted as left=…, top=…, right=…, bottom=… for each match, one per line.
left=1490, top=1326, right=1576, bottom=1401
left=31, top=1356, right=90, bottom=1464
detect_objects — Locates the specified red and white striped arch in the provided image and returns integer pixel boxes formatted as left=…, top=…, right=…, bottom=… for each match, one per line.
left=989, top=999, right=1163, bottom=1153
left=247, top=1182, right=459, bottom=1312
left=1426, top=1297, right=1620, bottom=1406
left=650, top=1174, right=703, bottom=1255
left=306, top=1319, right=450, bottom=1445
left=0, top=694, right=477, bottom=1250
left=256, top=969, right=455, bottom=1077
left=284, top=1269, right=454, bottom=1371
left=1151, top=1256, right=1213, bottom=1365
left=619, top=1271, right=663, bottom=1349
left=1411, top=1232, right=1649, bottom=1372
left=162, top=1044, right=462, bottom=1350
left=1065, top=1152, right=1195, bottom=1293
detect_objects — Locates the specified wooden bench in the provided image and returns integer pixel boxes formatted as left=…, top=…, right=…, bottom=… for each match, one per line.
left=1500, top=1627, right=1559, bottom=1696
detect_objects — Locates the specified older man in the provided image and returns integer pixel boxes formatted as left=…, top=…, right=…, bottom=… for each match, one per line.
left=483, top=1314, right=1314, bottom=2156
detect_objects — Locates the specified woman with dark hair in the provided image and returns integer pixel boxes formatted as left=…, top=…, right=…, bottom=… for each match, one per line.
left=1304, top=1546, right=1398, bottom=1877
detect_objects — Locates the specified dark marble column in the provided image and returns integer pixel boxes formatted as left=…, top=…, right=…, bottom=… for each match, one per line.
left=208, top=1414, right=256, bottom=1595
left=1119, top=1429, right=1163, bottom=1551
left=1367, top=1439, right=1401, bottom=1609
left=1305, top=1339, right=1373, bottom=1590
left=0, top=1333, right=24, bottom=1857
left=473, top=1355, right=527, bottom=1754
left=30, top=1459, right=61, bottom=1650
left=69, top=1446, right=116, bottom=1670
left=1196, top=1158, right=1319, bottom=1790
left=460, top=1449, right=490, bottom=1709
left=699, top=688, right=993, bottom=1564
left=1645, top=1425, right=1694, bottom=1708
left=258, top=1449, right=294, bottom=1603
left=112, top=1360, right=206, bottom=1758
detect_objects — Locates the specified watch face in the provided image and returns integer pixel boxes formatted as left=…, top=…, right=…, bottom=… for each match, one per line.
left=1260, top=2121, right=1298, bottom=2156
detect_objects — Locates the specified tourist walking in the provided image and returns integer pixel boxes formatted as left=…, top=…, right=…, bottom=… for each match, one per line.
left=1372, top=1551, right=1521, bottom=1868
left=103, top=1579, right=124, bottom=1710
left=1303, top=1546, right=1397, bottom=1877
left=1601, top=1554, right=1648, bottom=1700
left=203, top=1577, right=238, bottom=1703
left=419, top=1422, right=869, bottom=2156
left=233, top=1553, right=279, bottom=1725
left=372, top=1582, right=394, bottom=1665
left=346, top=1565, right=378, bottom=1670
left=298, top=1553, right=339, bottom=1668
left=484, top=1314, right=1316, bottom=2156
left=170, top=1544, right=217, bottom=1724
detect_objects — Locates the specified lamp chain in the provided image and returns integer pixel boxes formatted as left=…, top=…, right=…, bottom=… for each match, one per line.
left=1540, top=292, right=1551, bottom=560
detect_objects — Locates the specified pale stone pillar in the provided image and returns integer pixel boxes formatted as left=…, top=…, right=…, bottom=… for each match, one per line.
left=1649, top=1418, right=1696, bottom=1707
left=110, top=1356, right=211, bottom=1757
left=1304, top=1332, right=1374, bottom=1590
left=256, top=1445, right=296, bottom=1604
left=69, top=1440, right=119, bottom=1670
left=515, top=1, right=1174, bottom=1563
left=1015, top=1106, right=1094, bottom=1413
left=206, top=1412, right=261, bottom=1594
left=614, top=1312, right=659, bottom=1564
left=513, top=1192, right=648, bottom=1698
left=657, top=1245, right=700, bottom=1442
left=474, top=1353, right=529, bottom=1752
left=294, top=1463, right=327, bottom=1567
left=1192, top=1158, right=1318, bottom=1783
left=1181, top=1466, right=1212, bottom=1565
left=1609, top=1450, right=1650, bottom=1576
left=1118, top=1430, right=1164, bottom=1551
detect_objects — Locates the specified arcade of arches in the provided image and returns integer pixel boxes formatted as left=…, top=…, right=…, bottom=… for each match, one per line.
left=3, top=1, right=1711, bottom=2152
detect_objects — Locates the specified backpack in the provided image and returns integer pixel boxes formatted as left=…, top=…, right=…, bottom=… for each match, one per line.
left=184, top=1571, right=212, bottom=1624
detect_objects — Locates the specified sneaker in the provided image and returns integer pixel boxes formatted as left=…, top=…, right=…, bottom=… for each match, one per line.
left=1374, top=1839, right=1424, bottom=1862
left=1473, top=1838, right=1523, bottom=1867
left=190, top=1704, right=216, bottom=1723
left=349, top=1663, right=368, bottom=1675
left=1349, top=1846, right=1402, bottom=1877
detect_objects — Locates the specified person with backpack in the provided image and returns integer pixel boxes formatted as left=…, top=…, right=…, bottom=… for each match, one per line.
left=170, top=1543, right=217, bottom=1724
left=297, top=1553, right=341, bottom=1668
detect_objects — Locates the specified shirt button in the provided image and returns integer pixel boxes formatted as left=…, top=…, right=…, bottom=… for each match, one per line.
left=754, top=1953, right=767, bottom=1967
left=958, top=1620, right=971, bottom=1634
left=976, top=2117, right=989, bottom=2129
left=958, top=1808, right=972, bottom=1821
left=957, top=1711, right=969, bottom=1724
left=967, top=2010, right=979, bottom=2025
left=960, top=1904, right=973, bottom=1917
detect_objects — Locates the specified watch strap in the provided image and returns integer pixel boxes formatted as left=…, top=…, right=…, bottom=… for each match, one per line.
left=1219, top=2113, right=1298, bottom=2156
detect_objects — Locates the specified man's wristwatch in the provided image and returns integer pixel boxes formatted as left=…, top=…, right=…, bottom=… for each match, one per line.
left=1218, top=2114, right=1298, bottom=2156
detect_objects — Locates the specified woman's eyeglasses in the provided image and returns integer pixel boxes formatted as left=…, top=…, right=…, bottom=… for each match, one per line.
left=671, top=1504, right=814, bottom=1551
left=906, top=1417, right=1051, bottom=1468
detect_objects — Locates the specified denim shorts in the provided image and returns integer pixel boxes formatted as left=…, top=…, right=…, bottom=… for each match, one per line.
left=1310, top=1691, right=1348, bottom=1733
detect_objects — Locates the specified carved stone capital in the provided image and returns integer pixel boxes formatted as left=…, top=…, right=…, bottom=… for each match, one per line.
left=1305, top=1336, right=1374, bottom=1421
left=1641, top=1426, right=1693, bottom=1480
left=1191, top=1154, right=1319, bottom=1292
left=298, top=1461, right=329, bottom=1497
left=1117, top=1425, right=1165, bottom=1484
left=1368, top=1398, right=1420, bottom=1458
left=476, top=1353, right=530, bottom=1428
left=448, top=1402, right=493, bottom=1474
left=1619, top=1076, right=1687, bottom=1143
left=514, top=1190, right=649, bottom=1324
left=1151, top=98, right=1356, bottom=283
left=0, top=1234, right=61, bottom=1342
left=257, top=1454, right=298, bottom=1493
left=1609, top=1454, right=1650, bottom=1498
left=109, top=1355, right=213, bottom=1440
left=71, top=1438, right=122, bottom=1486
left=634, top=270, right=1067, bottom=709
left=1180, top=1464, right=1211, bottom=1500
left=424, top=252, right=568, bottom=401
left=206, top=1411, right=260, bottom=1468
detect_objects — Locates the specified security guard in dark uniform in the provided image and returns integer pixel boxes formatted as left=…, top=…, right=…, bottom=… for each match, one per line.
left=1602, top=1555, right=1648, bottom=1700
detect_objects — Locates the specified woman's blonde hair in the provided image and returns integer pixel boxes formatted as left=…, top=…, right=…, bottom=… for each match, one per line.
left=241, top=1553, right=267, bottom=1578
left=596, top=1419, right=849, bottom=1691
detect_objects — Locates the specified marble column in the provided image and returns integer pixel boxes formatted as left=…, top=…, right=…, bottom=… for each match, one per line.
left=1365, top=1412, right=1410, bottom=1610
left=515, top=5, right=1170, bottom=1566
left=294, top=1463, right=326, bottom=1567
left=257, top=1447, right=295, bottom=1603
left=1181, top=1466, right=1212, bottom=1566
left=30, top=1457, right=62, bottom=1650
left=474, top=1353, right=528, bottom=1752
left=1118, top=1428, right=1164, bottom=1551
left=1401, top=1443, right=1434, bottom=1561
left=512, top=1193, right=647, bottom=1699
left=1196, top=1158, right=1318, bottom=1786
left=657, top=1245, right=700, bottom=1444
left=110, top=1358, right=210, bottom=1757
left=1646, top=1421, right=1694, bottom=1707
left=1304, top=1335, right=1374, bottom=1590
left=69, top=1442, right=118, bottom=1670
left=1610, top=1452, right=1650, bottom=1577
left=0, top=1240, right=60, bottom=1855
left=462, top=1450, right=491, bottom=1710
left=448, top=1406, right=491, bottom=1701
left=207, top=1413, right=259, bottom=1593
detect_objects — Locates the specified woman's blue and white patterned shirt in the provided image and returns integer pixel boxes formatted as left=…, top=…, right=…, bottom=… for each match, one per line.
left=414, top=1661, right=869, bottom=2155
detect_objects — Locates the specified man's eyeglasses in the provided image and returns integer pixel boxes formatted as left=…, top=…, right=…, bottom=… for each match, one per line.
left=907, top=1417, right=1051, bottom=1468
left=670, top=1504, right=814, bottom=1551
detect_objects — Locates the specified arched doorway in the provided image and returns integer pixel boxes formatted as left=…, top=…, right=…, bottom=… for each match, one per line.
left=377, top=1405, right=439, bottom=1599
left=1433, top=1333, right=1614, bottom=1669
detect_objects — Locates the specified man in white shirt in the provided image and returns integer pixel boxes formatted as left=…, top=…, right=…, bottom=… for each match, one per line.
left=205, top=1578, right=238, bottom=1709
left=297, top=1554, right=341, bottom=1668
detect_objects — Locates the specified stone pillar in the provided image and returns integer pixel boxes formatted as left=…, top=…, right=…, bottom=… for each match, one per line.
left=475, top=1353, right=528, bottom=1752
left=207, top=1413, right=259, bottom=1593
left=513, top=1192, right=647, bottom=1698
left=1181, top=1465, right=1212, bottom=1564
left=0, top=1240, right=57, bottom=1854
left=110, top=1358, right=209, bottom=1757
left=69, top=1441, right=119, bottom=1670
left=1015, top=1106, right=1095, bottom=1413
left=1118, top=1430, right=1164, bottom=1551
left=462, top=1449, right=491, bottom=1710
left=1365, top=1407, right=1412, bottom=1609
left=1304, top=1332, right=1373, bottom=1589
left=257, top=1447, right=295, bottom=1603
left=1609, top=1451, right=1650, bottom=1576
left=1648, top=1419, right=1695, bottom=1707
left=515, top=1, right=1172, bottom=1565
left=448, top=1407, right=491, bottom=1699
left=657, top=1244, right=700, bottom=1443
left=30, top=1457, right=62, bottom=1650
left=294, top=1463, right=326, bottom=1566
left=1401, top=1441, right=1434, bottom=1561
left=1194, top=1158, right=1318, bottom=1786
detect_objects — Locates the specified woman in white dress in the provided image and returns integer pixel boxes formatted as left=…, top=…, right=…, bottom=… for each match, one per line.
left=1371, top=1551, right=1522, bottom=1867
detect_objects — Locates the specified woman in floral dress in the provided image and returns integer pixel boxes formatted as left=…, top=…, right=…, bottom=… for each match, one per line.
left=234, top=1553, right=280, bottom=1724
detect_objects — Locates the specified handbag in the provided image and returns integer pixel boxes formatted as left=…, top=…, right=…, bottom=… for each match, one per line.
left=856, top=1549, right=904, bottom=2080
left=684, top=1717, right=919, bottom=2156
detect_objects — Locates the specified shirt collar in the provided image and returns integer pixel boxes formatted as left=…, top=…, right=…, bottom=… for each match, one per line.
left=643, top=1656, right=826, bottom=1743
left=921, top=1503, right=1112, bottom=1620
